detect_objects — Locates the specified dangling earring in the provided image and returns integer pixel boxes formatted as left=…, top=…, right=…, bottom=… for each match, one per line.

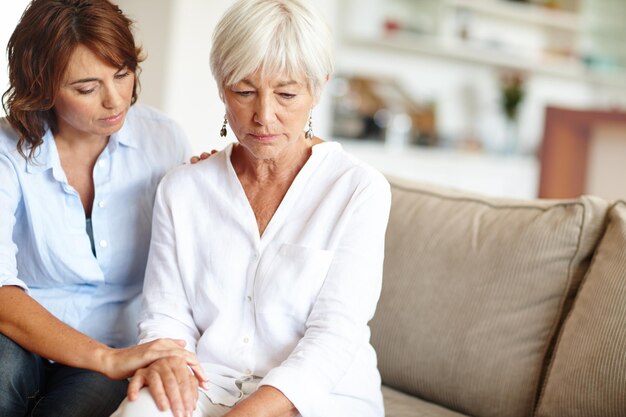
left=220, top=115, right=228, bottom=137
left=305, top=112, right=314, bottom=140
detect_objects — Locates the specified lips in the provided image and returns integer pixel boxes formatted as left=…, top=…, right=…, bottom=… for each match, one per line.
left=100, top=111, right=124, bottom=124
left=249, top=133, right=279, bottom=142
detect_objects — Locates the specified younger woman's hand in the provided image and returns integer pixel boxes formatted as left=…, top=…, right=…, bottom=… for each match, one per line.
left=189, top=150, right=217, bottom=164
left=98, top=338, right=206, bottom=382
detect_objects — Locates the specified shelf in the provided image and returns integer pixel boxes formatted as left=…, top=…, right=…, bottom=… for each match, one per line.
left=344, top=34, right=626, bottom=88
left=446, top=0, right=580, bottom=32
left=337, top=138, right=539, bottom=199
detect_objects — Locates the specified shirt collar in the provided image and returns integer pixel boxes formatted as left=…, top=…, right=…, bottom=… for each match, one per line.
left=112, top=106, right=140, bottom=149
left=25, top=128, right=59, bottom=175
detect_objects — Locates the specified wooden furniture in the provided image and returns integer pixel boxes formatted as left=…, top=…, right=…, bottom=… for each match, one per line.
left=539, top=106, right=626, bottom=199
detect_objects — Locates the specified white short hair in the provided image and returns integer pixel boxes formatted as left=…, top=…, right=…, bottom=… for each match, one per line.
left=210, top=0, right=334, bottom=99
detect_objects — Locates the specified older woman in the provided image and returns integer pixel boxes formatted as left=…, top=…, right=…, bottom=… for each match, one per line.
left=112, top=1, right=390, bottom=416
left=0, top=1, right=206, bottom=416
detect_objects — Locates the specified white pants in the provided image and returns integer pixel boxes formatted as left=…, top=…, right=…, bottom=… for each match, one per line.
left=110, top=388, right=233, bottom=417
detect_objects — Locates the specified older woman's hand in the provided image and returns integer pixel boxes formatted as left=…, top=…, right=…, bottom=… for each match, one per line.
left=127, top=355, right=206, bottom=417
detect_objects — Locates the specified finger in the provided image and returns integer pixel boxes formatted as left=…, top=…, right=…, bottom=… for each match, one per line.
left=181, top=352, right=207, bottom=385
left=147, top=370, right=171, bottom=412
left=190, top=156, right=199, bottom=164
left=200, top=152, right=210, bottom=159
left=127, top=373, right=146, bottom=401
left=149, top=338, right=185, bottom=349
left=144, top=339, right=188, bottom=360
left=161, top=368, right=186, bottom=417
left=173, top=339, right=187, bottom=347
left=175, top=364, right=197, bottom=414
left=188, top=363, right=208, bottom=389
left=183, top=373, right=200, bottom=412
left=210, top=149, right=218, bottom=154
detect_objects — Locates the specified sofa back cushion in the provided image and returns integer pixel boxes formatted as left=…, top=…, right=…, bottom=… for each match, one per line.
left=371, top=178, right=608, bottom=417
left=536, top=201, right=626, bottom=417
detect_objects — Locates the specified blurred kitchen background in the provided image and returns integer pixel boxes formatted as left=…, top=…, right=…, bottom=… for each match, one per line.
left=2, top=0, right=626, bottom=199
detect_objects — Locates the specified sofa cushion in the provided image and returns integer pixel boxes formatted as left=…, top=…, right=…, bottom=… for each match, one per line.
left=536, top=201, right=626, bottom=417
left=383, top=385, right=470, bottom=417
left=372, top=178, right=608, bottom=417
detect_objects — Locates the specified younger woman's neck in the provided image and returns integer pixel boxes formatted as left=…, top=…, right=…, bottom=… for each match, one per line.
left=54, top=131, right=109, bottom=157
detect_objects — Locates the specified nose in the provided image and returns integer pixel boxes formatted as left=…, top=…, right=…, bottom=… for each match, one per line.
left=253, top=93, right=277, bottom=126
left=102, top=82, right=124, bottom=109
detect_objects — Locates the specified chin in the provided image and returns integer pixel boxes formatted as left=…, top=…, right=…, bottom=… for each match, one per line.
left=241, top=142, right=280, bottom=160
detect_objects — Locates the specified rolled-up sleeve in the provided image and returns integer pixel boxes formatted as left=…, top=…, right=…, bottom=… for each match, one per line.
left=138, top=177, right=200, bottom=351
left=259, top=174, right=391, bottom=416
left=0, top=154, right=27, bottom=291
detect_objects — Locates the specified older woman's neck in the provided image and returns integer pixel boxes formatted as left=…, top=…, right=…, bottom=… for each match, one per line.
left=232, top=140, right=319, bottom=184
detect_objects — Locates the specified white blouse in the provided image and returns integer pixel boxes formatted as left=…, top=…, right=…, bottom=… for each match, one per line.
left=139, top=141, right=390, bottom=417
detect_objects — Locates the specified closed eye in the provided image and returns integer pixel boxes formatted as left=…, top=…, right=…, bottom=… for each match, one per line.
left=278, top=93, right=296, bottom=99
left=236, top=91, right=254, bottom=97
left=115, top=71, right=131, bottom=80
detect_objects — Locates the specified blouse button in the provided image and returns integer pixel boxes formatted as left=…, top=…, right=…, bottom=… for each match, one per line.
left=99, top=240, right=108, bottom=248
left=97, top=160, right=106, bottom=168
left=243, top=337, right=249, bottom=344
left=98, top=201, right=106, bottom=209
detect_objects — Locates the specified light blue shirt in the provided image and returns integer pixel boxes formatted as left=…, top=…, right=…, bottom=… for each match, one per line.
left=0, top=105, right=190, bottom=348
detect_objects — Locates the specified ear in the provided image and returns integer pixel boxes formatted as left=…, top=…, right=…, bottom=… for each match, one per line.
left=218, top=83, right=226, bottom=103
left=311, top=75, right=330, bottom=108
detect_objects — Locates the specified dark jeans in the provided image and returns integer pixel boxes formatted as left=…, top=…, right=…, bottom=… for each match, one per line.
left=0, top=333, right=128, bottom=417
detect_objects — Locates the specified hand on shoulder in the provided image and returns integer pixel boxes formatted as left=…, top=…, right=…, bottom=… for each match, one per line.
left=189, top=150, right=218, bottom=164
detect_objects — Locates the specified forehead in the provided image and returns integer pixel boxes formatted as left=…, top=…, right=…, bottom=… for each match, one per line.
left=234, top=68, right=308, bottom=88
left=63, top=45, right=119, bottom=81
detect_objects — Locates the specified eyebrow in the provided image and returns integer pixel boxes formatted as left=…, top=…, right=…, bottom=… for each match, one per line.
left=68, top=68, right=129, bottom=85
left=240, top=79, right=300, bottom=88
left=69, top=78, right=100, bottom=85
left=276, top=80, right=299, bottom=88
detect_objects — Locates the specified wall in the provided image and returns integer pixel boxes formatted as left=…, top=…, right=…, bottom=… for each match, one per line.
left=0, top=0, right=30, bottom=108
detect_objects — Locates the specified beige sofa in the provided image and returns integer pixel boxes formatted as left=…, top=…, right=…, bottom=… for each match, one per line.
left=373, top=177, right=626, bottom=417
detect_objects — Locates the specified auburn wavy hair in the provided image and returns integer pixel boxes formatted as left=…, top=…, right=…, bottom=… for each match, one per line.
left=2, top=0, right=144, bottom=160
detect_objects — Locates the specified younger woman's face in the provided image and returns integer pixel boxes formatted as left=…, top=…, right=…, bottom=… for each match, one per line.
left=53, top=44, right=134, bottom=142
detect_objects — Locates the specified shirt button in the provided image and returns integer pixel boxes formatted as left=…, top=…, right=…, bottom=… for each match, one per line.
left=98, top=201, right=106, bottom=209
left=244, top=369, right=252, bottom=375
left=246, top=296, right=252, bottom=302
left=98, top=160, right=106, bottom=168
left=99, top=240, right=108, bottom=248
left=243, top=337, right=249, bottom=344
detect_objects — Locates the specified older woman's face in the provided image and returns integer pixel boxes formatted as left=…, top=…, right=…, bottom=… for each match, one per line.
left=54, top=44, right=134, bottom=141
left=223, top=70, right=316, bottom=159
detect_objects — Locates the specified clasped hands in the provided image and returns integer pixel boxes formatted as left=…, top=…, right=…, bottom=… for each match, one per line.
left=129, top=354, right=206, bottom=417
left=103, top=338, right=207, bottom=417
